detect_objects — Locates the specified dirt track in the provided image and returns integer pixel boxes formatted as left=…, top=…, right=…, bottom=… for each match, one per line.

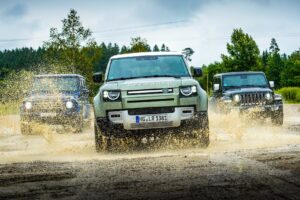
left=0, top=105, right=299, bottom=199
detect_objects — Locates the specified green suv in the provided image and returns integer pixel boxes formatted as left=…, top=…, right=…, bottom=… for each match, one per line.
left=93, top=52, right=209, bottom=151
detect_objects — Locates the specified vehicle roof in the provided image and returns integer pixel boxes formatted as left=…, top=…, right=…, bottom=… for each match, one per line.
left=214, top=71, right=265, bottom=77
left=111, top=51, right=183, bottom=59
left=34, top=74, right=84, bottom=78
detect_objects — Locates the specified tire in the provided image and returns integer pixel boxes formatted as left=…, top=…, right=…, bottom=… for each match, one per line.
left=271, top=110, right=284, bottom=126
left=94, top=123, right=108, bottom=152
left=72, top=116, right=83, bottom=133
left=20, top=122, right=31, bottom=135
left=183, top=112, right=210, bottom=147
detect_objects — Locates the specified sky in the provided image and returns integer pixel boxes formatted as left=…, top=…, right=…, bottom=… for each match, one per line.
left=0, top=0, right=300, bottom=67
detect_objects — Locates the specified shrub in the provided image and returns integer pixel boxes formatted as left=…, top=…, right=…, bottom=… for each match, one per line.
left=276, top=87, right=300, bottom=103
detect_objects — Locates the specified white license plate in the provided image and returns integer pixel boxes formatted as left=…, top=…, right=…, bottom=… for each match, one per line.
left=40, top=113, right=57, bottom=117
left=136, top=115, right=167, bottom=123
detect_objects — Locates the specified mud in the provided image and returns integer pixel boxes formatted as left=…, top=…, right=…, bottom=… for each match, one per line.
left=0, top=104, right=299, bottom=199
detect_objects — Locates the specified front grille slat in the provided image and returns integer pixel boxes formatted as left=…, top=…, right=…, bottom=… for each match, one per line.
left=240, top=92, right=266, bottom=105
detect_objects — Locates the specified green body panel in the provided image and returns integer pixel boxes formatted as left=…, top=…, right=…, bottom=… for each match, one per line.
left=93, top=78, right=208, bottom=118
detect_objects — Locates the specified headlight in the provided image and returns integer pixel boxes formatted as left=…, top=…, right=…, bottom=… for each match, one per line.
left=24, top=102, right=32, bottom=110
left=66, top=101, right=73, bottom=109
left=233, top=94, right=241, bottom=102
left=265, top=93, right=273, bottom=101
left=103, top=90, right=121, bottom=101
left=180, top=86, right=197, bottom=97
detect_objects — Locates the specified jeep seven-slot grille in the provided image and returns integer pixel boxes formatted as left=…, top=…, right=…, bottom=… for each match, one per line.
left=240, top=93, right=266, bottom=105
left=128, top=107, right=175, bottom=115
left=32, top=100, right=63, bottom=112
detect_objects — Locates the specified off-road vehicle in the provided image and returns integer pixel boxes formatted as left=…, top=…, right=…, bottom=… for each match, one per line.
left=93, top=52, right=209, bottom=151
left=20, top=74, right=91, bottom=134
left=210, top=71, right=283, bottom=125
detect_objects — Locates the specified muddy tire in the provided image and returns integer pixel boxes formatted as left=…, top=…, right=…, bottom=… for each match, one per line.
left=183, top=112, right=210, bottom=147
left=271, top=110, right=284, bottom=126
left=94, top=123, right=108, bottom=152
left=20, top=122, right=31, bottom=135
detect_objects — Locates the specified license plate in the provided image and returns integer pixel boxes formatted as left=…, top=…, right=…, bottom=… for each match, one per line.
left=136, top=115, right=167, bottom=124
left=40, top=113, right=57, bottom=117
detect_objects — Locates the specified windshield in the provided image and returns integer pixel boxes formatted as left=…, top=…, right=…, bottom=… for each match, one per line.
left=107, top=55, right=190, bottom=81
left=222, top=74, right=268, bottom=89
left=32, top=77, right=79, bottom=93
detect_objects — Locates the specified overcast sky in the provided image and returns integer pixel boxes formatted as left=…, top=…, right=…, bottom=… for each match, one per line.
left=0, top=0, right=300, bottom=67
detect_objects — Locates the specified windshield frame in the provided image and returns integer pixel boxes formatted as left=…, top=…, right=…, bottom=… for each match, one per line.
left=105, top=55, right=191, bottom=82
left=221, top=73, right=269, bottom=90
left=31, top=76, right=80, bottom=93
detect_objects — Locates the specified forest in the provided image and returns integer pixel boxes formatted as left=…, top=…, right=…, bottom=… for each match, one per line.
left=0, top=9, right=299, bottom=104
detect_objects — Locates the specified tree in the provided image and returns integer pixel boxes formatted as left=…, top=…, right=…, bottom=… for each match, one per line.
left=280, top=49, right=300, bottom=87
left=182, top=47, right=194, bottom=61
left=221, top=28, right=260, bottom=72
left=43, top=9, right=100, bottom=74
left=120, top=45, right=129, bottom=54
left=266, top=38, right=283, bottom=88
left=153, top=44, right=159, bottom=52
left=130, top=37, right=151, bottom=53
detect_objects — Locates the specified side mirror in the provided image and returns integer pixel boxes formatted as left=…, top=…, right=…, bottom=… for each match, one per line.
left=214, top=84, right=220, bottom=92
left=269, top=81, right=274, bottom=88
left=192, top=67, right=202, bottom=77
left=93, top=72, right=103, bottom=83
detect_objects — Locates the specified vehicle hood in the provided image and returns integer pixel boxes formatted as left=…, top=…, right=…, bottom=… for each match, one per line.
left=101, top=77, right=197, bottom=91
left=223, top=87, right=272, bottom=96
left=24, top=92, right=78, bottom=102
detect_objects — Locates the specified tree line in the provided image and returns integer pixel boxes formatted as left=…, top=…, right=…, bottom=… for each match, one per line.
left=0, top=9, right=299, bottom=103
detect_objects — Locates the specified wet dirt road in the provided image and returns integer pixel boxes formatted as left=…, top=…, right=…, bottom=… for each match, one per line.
left=0, top=105, right=299, bottom=199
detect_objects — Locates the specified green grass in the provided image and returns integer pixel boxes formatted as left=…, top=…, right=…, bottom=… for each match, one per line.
left=276, top=87, right=300, bottom=103
left=0, top=102, right=20, bottom=115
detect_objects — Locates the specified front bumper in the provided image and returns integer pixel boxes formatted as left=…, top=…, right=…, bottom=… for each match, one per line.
left=106, top=107, right=196, bottom=130
left=20, top=111, right=80, bottom=124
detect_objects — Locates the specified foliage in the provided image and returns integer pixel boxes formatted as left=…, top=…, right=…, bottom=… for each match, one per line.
left=182, top=47, right=194, bottom=61
left=276, top=87, right=300, bottom=103
left=221, top=28, right=260, bottom=72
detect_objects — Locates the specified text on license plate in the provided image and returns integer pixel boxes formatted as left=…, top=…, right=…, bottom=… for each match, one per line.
left=136, top=115, right=167, bottom=123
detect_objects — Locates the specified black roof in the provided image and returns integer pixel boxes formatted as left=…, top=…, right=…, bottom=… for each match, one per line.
left=34, top=74, right=84, bottom=79
left=214, top=71, right=265, bottom=77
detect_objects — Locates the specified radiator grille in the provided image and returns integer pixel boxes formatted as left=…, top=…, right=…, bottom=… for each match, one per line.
left=240, top=93, right=266, bottom=105
left=128, top=107, right=175, bottom=115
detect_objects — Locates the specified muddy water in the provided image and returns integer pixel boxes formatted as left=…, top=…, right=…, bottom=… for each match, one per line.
left=0, top=104, right=299, bottom=164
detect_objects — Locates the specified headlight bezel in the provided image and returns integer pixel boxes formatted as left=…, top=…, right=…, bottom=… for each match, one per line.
left=179, top=85, right=197, bottom=97
left=102, top=90, right=121, bottom=101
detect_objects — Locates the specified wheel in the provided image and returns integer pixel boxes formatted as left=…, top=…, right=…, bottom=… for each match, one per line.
left=72, top=116, right=83, bottom=133
left=271, top=110, right=283, bottom=126
left=94, top=123, right=108, bottom=152
left=183, top=112, right=210, bottom=147
left=20, top=121, right=31, bottom=135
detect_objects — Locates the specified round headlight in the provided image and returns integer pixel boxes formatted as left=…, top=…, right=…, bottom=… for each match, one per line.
left=233, top=94, right=241, bottom=102
left=180, top=86, right=196, bottom=96
left=24, top=102, right=32, bottom=110
left=107, top=91, right=120, bottom=101
left=66, top=101, right=73, bottom=109
left=265, top=93, right=272, bottom=100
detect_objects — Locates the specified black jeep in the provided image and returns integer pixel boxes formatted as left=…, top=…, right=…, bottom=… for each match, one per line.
left=210, top=71, right=283, bottom=125
left=20, top=74, right=91, bottom=134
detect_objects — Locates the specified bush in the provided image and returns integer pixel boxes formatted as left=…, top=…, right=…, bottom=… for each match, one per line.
left=276, top=87, right=300, bottom=103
